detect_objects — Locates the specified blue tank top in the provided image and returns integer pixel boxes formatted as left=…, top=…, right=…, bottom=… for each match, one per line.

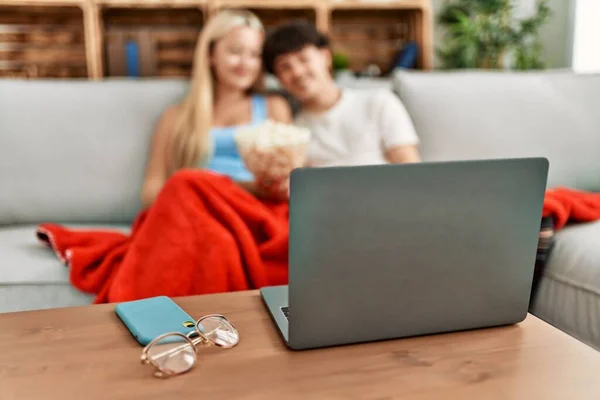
left=204, top=95, right=267, bottom=181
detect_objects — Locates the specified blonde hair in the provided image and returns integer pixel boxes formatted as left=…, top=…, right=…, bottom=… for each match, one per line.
left=170, top=9, right=264, bottom=173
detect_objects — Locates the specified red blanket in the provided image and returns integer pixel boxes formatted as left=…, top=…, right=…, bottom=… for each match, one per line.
left=37, top=174, right=600, bottom=304
left=37, top=170, right=289, bottom=304
left=542, top=187, right=600, bottom=230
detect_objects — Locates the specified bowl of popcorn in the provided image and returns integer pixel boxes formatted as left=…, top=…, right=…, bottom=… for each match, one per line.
left=234, top=120, right=311, bottom=181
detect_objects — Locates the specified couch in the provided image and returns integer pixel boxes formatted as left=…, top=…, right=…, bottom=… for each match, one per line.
left=1, top=70, right=599, bottom=350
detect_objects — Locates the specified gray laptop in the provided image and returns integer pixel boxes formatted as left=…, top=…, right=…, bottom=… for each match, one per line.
left=260, top=157, right=549, bottom=350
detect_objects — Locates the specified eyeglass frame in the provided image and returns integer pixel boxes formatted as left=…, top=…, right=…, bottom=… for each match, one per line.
left=140, top=313, right=239, bottom=378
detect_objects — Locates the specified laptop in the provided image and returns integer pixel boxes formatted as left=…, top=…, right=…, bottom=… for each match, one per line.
left=260, top=157, right=549, bottom=350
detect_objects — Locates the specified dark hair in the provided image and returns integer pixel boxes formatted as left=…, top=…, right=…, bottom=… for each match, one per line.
left=262, top=20, right=330, bottom=74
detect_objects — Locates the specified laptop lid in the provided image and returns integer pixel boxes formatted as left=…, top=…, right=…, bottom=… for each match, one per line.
left=287, top=157, right=548, bottom=350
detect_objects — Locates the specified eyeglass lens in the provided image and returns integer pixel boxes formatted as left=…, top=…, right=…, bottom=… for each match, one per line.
left=197, top=316, right=240, bottom=348
left=147, top=334, right=196, bottom=376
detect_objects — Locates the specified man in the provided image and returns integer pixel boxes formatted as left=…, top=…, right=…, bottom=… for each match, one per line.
left=262, top=21, right=421, bottom=168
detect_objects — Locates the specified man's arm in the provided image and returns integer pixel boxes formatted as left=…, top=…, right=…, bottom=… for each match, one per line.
left=385, top=144, right=422, bottom=164
left=374, top=90, right=422, bottom=164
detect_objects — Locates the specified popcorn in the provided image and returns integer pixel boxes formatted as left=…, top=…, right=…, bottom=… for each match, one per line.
left=234, top=120, right=311, bottom=180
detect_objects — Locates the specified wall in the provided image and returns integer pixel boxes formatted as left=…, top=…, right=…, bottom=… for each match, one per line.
left=571, top=0, right=600, bottom=72
left=537, top=0, right=574, bottom=68
left=431, top=0, right=574, bottom=69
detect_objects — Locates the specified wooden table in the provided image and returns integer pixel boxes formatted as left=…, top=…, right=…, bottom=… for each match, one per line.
left=2, top=291, right=600, bottom=399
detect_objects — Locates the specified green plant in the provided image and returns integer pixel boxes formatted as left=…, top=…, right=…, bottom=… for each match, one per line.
left=437, top=0, right=551, bottom=70
left=332, top=52, right=350, bottom=71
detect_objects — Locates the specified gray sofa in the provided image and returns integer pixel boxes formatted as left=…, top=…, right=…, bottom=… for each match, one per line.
left=1, top=70, right=599, bottom=350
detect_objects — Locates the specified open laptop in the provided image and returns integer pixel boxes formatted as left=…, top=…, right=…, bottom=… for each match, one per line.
left=260, top=157, right=549, bottom=350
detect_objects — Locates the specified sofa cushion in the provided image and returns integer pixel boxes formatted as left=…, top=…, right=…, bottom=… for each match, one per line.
left=0, top=284, right=94, bottom=314
left=393, top=70, right=600, bottom=192
left=530, top=220, right=600, bottom=350
left=0, top=79, right=189, bottom=226
left=0, top=224, right=129, bottom=313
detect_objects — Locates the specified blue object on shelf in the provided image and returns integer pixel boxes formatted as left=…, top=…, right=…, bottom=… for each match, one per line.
left=394, top=41, right=419, bottom=70
left=125, top=41, right=140, bottom=77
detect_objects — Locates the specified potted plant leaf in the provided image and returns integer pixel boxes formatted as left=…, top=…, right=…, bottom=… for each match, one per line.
left=436, top=0, right=552, bottom=70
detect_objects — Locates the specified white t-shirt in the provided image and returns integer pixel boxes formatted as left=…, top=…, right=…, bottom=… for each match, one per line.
left=295, top=89, right=420, bottom=167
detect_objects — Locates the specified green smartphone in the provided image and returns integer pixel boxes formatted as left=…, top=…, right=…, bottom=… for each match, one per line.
left=115, top=296, right=197, bottom=346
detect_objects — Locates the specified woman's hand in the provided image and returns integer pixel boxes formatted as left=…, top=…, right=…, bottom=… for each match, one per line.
left=237, top=176, right=289, bottom=201
left=255, top=176, right=290, bottom=201
left=245, top=147, right=296, bottom=182
left=244, top=146, right=294, bottom=201
left=239, top=134, right=308, bottom=202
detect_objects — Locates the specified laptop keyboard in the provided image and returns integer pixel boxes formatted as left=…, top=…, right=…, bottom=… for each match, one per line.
left=281, top=306, right=290, bottom=320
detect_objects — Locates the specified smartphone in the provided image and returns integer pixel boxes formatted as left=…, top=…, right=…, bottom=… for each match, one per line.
left=115, top=296, right=197, bottom=346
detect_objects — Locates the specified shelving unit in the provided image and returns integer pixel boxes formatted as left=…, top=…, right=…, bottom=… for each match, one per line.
left=0, top=0, right=433, bottom=79
left=102, top=6, right=204, bottom=77
left=0, top=3, right=87, bottom=78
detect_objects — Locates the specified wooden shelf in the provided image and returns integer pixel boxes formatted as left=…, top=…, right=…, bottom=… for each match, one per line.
left=97, top=0, right=205, bottom=7
left=328, top=0, right=427, bottom=10
left=0, top=4, right=87, bottom=78
left=214, top=0, right=317, bottom=9
left=0, top=0, right=433, bottom=79
left=102, top=7, right=203, bottom=77
left=236, top=7, right=317, bottom=33
left=0, top=0, right=83, bottom=6
left=331, top=7, right=422, bottom=72
left=102, top=8, right=204, bottom=25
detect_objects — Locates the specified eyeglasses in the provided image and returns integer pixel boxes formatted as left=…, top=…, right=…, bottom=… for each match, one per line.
left=140, top=314, right=239, bottom=378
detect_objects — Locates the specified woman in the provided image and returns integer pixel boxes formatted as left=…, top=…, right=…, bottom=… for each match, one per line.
left=141, top=10, right=293, bottom=208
